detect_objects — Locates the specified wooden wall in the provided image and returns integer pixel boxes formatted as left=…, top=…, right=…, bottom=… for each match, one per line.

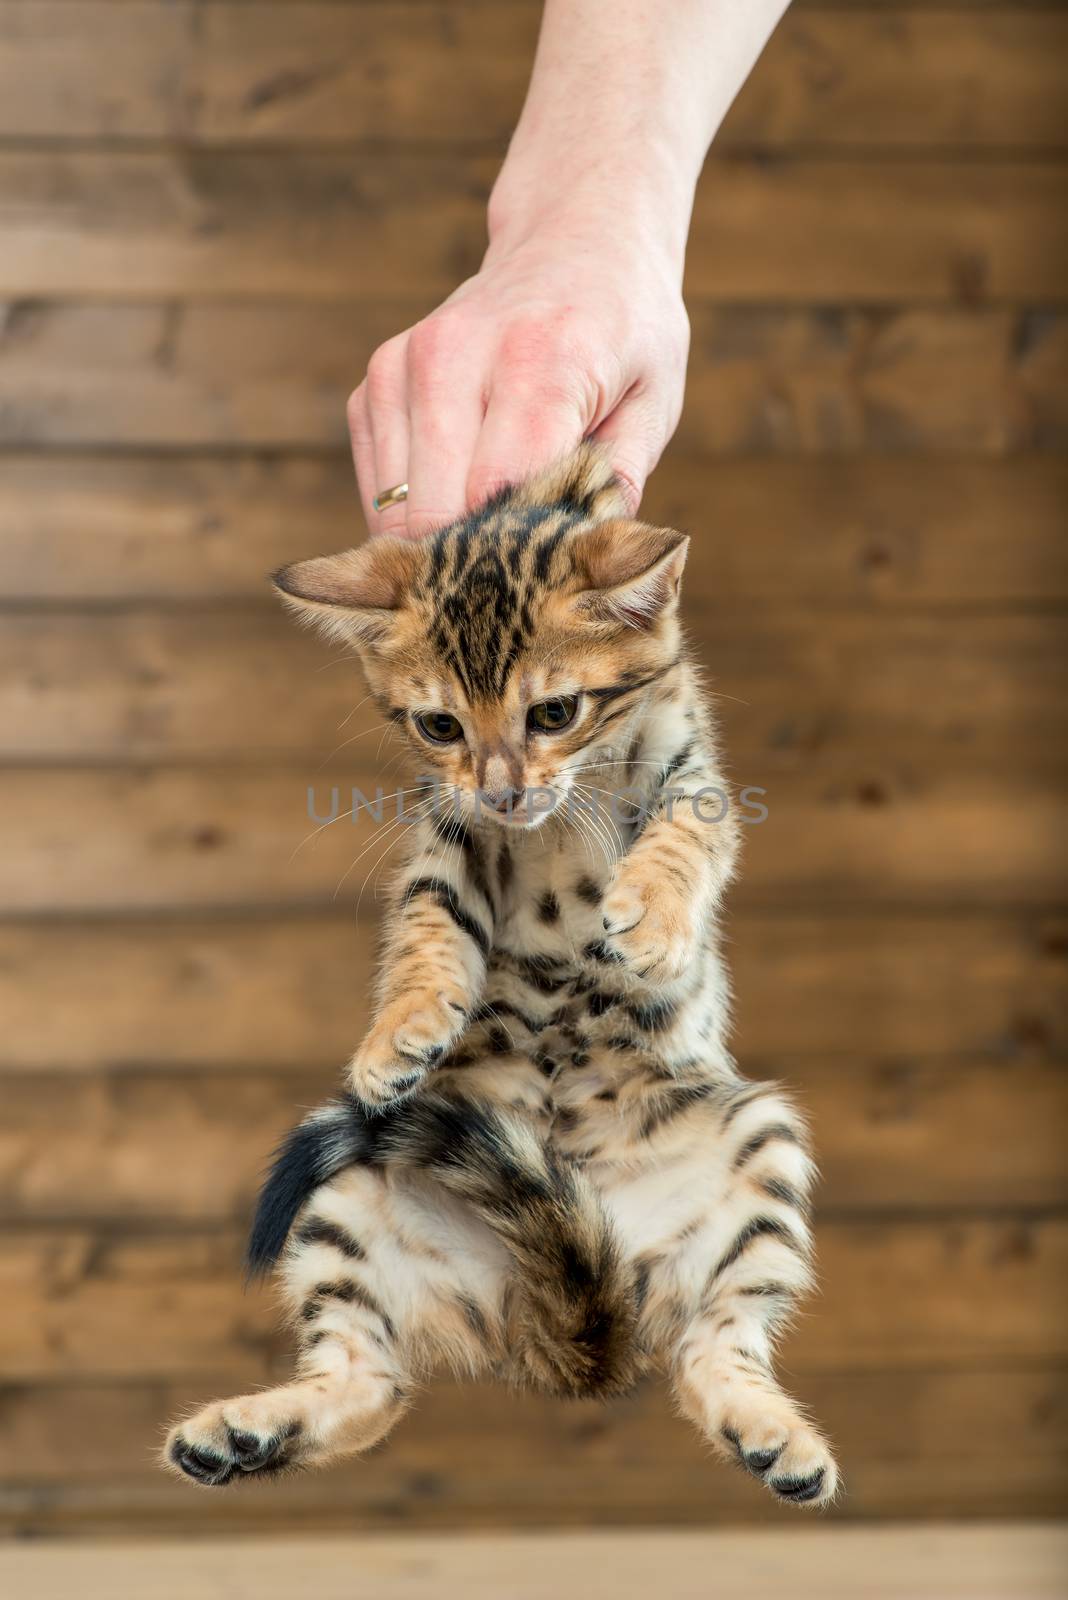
left=0, top=0, right=1065, bottom=1535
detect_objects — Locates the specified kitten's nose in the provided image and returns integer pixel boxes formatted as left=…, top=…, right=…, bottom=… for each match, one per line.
left=479, top=751, right=524, bottom=813
left=482, top=785, right=523, bottom=814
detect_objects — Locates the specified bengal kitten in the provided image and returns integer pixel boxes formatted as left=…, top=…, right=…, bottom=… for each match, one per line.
left=165, top=446, right=838, bottom=1507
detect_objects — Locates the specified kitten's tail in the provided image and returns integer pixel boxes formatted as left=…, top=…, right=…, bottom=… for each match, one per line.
left=246, top=1092, right=642, bottom=1399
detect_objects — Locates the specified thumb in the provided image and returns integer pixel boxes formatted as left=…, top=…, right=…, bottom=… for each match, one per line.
left=588, top=389, right=675, bottom=513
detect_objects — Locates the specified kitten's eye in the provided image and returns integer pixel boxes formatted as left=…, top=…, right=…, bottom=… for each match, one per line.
left=528, top=695, right=579, bottom=733
left=414, top=711, right=464, bottom=744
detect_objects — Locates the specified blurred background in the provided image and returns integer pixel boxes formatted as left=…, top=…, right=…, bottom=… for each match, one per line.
left=0, top=0, right=1065, bottom=1549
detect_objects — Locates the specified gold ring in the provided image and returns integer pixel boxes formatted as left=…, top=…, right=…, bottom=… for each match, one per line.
left=373, top=482, right=409, bottom=513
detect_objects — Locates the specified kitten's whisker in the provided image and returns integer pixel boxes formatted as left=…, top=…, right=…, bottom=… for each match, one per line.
left=572, top=781, right=627, bottom=858
left=316, top=649, right=361, bottom=676
left=568, top=782, right=624, bottom=862
left=317, top=724, right=402, bottom=770
left=345, top=797, right=435, bottom=907
left=567, top=790, right=612, bottom=862
left=355, top=798, right=438, bottom=919
left=563, top=785, right=614, bottom=866
left=289, top=807, right=356, bottom=861
left=335, top=686, right=380, bottom=728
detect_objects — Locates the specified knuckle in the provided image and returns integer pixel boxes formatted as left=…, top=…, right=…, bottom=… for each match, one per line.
left=406, top=313, right=462, bottom=383
left=365, top=339, right=405, bottom=406
left=345, top=383, right=366, bottom=428
left=498, top=314, right=590, bottom=379
left=497, top=318, right=552, bottom=369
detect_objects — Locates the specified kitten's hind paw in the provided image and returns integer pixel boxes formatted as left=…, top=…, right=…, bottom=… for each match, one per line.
left=165, top=1400, right=303, bottom=1488
left=721, top=1416, right=839, bottom=1509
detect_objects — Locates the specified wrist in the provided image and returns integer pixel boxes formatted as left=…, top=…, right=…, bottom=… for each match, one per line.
left=486, top=144, right=694, bottom=283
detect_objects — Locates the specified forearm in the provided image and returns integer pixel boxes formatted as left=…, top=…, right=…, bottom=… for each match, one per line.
left=347, top=829, right=492, bottom=1106
left=350, top=1, right=791, bottom=532
left=489, top=0, right=791, bottom=268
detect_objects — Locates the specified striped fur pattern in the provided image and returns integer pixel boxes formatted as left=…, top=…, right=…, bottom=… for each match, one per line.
left=165, top=447, right=839, bottom=1507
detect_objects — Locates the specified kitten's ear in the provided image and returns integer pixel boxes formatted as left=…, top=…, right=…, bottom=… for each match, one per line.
left=570, top=520, right=689, bottom=629
left=272, top=539, right=421, bottom=645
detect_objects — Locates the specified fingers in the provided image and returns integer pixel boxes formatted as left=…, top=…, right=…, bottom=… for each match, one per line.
left=351, top=307, right=680, bottom=540
left=589, top=385, right=677, bottom=513
left=345, top=383, right=378, bottom=530
left=405, top=318, right=486, bottom=539
left=465, top=381, right=592, bottom=512
left=354, top=334, right=411, bottom=536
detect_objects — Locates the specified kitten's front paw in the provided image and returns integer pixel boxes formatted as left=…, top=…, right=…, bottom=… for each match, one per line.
left=348, top=991, right=467, bottom=1108
left=602, top=864, right=702, bottom=983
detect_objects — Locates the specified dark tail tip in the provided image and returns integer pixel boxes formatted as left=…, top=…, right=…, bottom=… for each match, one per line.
left=245, top=1103, right=373, bottom=1279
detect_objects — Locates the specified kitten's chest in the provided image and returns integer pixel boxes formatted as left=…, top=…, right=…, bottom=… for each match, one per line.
left=489, top=832, right=617, bottom=960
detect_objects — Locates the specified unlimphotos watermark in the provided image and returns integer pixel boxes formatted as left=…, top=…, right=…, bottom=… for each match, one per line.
left=306, top=781, right=768, bottom=828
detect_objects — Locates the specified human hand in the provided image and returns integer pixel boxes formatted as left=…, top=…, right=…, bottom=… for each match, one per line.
left=347, top=204, right=690, bottom=538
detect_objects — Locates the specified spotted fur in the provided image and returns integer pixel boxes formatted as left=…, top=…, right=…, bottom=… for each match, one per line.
left=165, top=446, right=838, bottom=1508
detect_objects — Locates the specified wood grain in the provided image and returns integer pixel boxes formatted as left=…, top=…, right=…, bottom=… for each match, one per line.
left=1, top=151, right=1064, bottom=301
left=1, top=610, right=1060, bottom=766
left=1, top=454, right=1065, bottom=607
left=1, top=1056, right=1062, bottom=1224
left=3, top=4, right=1064, bottom=150
left=1, top=0, right=1064, bottom=1537
left=4, top=1528, right=1068, bottom=1598
left=1, top=911, right=1059, bottom=1072
left=1, top=1380, right=1065, bottom=1531
left=2, top=1217, right=1063, bottom=1382
left=0, top=764, right=1062, bottom=912
left=1, top=303, right=1063, bottom=453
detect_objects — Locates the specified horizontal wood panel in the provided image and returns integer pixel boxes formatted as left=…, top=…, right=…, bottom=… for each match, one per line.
left=1, top=303, right=1063, bottom=454
left=0, top=454, right=1065, bottom=606
left=1, top=152, right=1064, bottom=302
left=681, top=306, right=1067, bottom=456
left=1, top=1369, right=1064, bottom=1529
left=3, top=1217, right=1063, bottom=1381
left=3, top=1532, right=1068, bottom=1597
left=3, top=5, right=1064, bottom=149
left=1, top=1057, right=1062, bottom=1224
left=1, top=911, right=1059, bottom=1071
left=1, top=611, right=1060, bottom=766
left=0, top=766, right=1061, bottom=911
left=2, top=0, right=1063, bottom=1540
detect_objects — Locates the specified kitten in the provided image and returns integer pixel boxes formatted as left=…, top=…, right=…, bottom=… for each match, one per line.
left=164, top=446, right=839, bottom=1507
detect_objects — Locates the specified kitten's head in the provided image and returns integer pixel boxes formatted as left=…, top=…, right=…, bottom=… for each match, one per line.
left=275, top=452, right=688, bottom=829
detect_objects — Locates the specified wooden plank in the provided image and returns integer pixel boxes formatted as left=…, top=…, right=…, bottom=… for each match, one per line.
left=1, top=152, right=1063, bottom=302
left=1, top=454, right=1065, bottom=607
left=680, top=306, right=1068, bottom=457
left=0, top=1380, right=1065, bottom=1530
left=3, top=1529, right=1068, bottom=1599
left=0, top=0, right=190, bottom=141
left=0, top=911, right=1059, bottom=1072
left=0, top=766, right=1061, bottom=912
left=4, top=4, right=1064, bottom=150
left=1, top=302, right=1062, bottom=454
left=1, top=1217, right=1063, bottom=1381
left=1, top=611, right=1060, bottom=766
left=723, top=9, right=1068, bottom=151
left=1, top=1057, right=1062, bottom=1224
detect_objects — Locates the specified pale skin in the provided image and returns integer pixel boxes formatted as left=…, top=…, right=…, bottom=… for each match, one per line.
left=348, top=0, right=792, bottom=535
